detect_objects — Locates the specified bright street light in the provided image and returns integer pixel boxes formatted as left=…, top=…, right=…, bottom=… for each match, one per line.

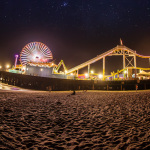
left=85, top=73, right=88, bottom=78
left=91, top=70, right=94, bottom=74
left=98, top=74, right=103, bottom=79
left=6, top=64, right=10, bottom=69
left=124, top=70, right=127, bottom=74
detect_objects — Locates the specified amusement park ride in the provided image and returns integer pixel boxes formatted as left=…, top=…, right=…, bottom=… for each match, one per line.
left=9, top=41, right=150, bottom=80
left=10, top=42, right=69, bottom=79
left=66, top=43, right=150, bottom=80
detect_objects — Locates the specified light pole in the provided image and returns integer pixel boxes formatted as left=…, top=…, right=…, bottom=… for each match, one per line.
left=15, top=55, right=18, bottom=68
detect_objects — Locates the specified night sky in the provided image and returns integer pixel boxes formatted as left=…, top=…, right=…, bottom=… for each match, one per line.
left=0, top=0, right=150, bottom=74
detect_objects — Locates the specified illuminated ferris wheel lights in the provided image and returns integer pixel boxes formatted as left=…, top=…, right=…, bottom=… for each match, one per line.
left=20, top=42, right=53, bottom=65
left=33, top=54, right=40, bottom=60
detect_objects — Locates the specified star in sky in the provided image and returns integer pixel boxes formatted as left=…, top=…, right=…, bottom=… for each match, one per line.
left=0, top=0, right=150, bottom=70
left=61, top=2, right=68, bottom=7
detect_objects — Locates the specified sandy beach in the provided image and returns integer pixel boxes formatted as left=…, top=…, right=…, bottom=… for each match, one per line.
left=0, top=87, right=150, bottom=149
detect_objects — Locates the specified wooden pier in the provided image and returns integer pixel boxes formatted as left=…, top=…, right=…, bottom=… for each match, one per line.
left=0, top=71, right=150, bottom=91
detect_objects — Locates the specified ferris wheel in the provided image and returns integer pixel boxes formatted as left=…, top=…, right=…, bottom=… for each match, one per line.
left=20, top=42, right=53, bottom=66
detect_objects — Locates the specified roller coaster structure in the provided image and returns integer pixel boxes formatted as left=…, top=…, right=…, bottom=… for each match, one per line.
left=66, top=45, right=150, bottom=80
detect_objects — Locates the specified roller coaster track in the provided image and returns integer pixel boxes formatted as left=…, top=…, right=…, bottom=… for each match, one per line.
left=67, top=45, right=150, bottom=74
left=135, top=54, right=150, bottom=58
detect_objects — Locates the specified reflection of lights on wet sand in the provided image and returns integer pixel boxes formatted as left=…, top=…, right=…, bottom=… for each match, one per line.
left=0, top=82, right=29, bottom=91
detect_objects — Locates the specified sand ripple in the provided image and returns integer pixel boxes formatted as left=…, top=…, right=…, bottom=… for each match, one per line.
left=0, top=91, right=150, bottom=149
